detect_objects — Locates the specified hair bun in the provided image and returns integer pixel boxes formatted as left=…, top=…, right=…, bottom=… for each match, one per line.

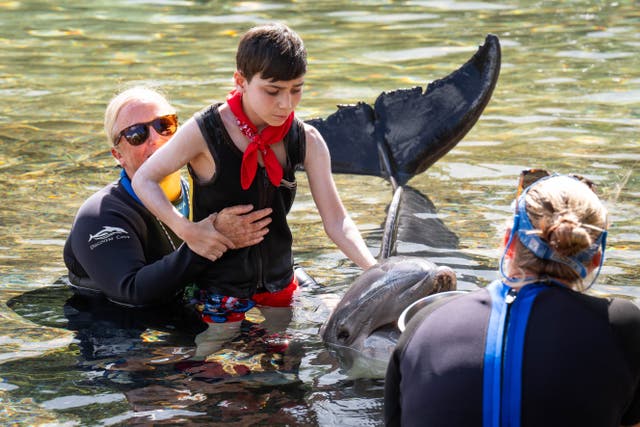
left=546, top=217, right=592, bottom=256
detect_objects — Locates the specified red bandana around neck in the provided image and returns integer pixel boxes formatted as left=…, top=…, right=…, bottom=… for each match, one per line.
left=226, top=90, right=295, bottom=190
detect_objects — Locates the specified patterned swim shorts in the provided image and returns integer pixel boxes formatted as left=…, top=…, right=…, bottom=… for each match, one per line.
left=187, top=276, right=299, bottom=323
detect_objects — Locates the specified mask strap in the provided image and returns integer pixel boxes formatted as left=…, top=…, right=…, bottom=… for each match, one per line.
left=502, top=183, right=607, bottom=285
left=499, top=210, right=519, bottom=283
left=582, top=231, right=607, bottom=290
left=515, top=195, right=589, bottom=278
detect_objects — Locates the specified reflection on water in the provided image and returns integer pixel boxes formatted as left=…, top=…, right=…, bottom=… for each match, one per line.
left=1, top=0, right=639, bottom=425
left=6, top=284, right=311, bottom=425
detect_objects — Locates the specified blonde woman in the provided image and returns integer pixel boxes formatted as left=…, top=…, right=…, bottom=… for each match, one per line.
left=385, top=171, right=640, bottom=427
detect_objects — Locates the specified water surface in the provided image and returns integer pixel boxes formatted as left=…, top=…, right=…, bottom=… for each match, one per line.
left=0, top=0, right=638, bottom=425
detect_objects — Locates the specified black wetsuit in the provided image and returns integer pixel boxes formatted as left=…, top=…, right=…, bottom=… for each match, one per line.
left=189, top=104, right=306, bottom=299
left=63, top=173, right=208, bottom=307
left=384, top=281, right=640, bottom=427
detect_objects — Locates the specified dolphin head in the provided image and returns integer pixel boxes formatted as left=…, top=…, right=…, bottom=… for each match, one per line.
left=320, top=256, right=456, bottom=375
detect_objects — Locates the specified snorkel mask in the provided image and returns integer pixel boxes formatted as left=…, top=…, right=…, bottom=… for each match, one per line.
left=499, top=172, right=607, bottom=289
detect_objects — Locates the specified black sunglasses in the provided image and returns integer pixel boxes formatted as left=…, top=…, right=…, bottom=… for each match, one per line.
left=113, top=114, right=178, bottom=146
left=516, top=168, right=596, bottom=199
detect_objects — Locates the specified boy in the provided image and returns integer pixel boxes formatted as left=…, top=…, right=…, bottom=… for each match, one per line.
left=133, top=23, right=377, bottom=322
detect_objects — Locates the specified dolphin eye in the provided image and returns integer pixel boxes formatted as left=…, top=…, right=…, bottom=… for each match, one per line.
left=337, top=329, right=349, bottom=341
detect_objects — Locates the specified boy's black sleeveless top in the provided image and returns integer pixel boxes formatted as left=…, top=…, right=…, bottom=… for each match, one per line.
left=191, top=103, right=306, bottom=298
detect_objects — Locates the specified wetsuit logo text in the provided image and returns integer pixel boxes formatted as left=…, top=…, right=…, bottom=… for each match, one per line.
left=88, top=225, right=130, bottom=250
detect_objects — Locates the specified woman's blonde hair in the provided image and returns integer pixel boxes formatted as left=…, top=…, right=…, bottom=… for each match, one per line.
left=103, top=86, right=172, bottom=146
left=512, top=175, right=608, bottom=289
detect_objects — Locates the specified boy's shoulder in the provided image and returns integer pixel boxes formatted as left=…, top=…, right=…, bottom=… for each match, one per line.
left=300, top=120, right=324, bottom=143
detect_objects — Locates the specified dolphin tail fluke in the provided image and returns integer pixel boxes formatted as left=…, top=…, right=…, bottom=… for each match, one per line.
left=306, top=34, right=501, bottom=187
left=375, top=34, right=501, bottom=186
left=306, top=102, right=379, bottom=177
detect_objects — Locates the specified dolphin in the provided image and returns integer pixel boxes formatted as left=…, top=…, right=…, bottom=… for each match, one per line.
left=319, top=256, right=457, bottom=376
left=318, top=34, right=501, bottom=377
left=319, top=186, right=460, bottom=377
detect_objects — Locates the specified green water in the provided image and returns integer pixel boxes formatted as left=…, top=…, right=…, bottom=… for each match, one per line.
left=0, top=1, right=638, bottom=425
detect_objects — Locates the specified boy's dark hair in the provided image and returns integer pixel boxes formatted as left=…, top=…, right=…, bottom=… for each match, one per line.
left=236, top=23, right=307, bottom=82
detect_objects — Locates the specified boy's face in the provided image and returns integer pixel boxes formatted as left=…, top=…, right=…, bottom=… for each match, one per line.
left=235, top=71, right=304, bottom=128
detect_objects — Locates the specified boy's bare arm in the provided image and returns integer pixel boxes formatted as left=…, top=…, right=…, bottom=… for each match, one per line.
left=133, top=118, right=234, bottom=261
left=303, top=124, right=377, bottom=270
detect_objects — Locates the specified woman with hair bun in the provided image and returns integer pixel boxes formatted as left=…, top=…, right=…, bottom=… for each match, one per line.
left=384, top=171, right=640, bottom=427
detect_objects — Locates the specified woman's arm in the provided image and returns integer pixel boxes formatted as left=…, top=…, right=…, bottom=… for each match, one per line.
left=303, top=124, right=377, bottom=270
left=64, top=199, right=208, bottom=306
left=65, top=201, right=272, bottom=306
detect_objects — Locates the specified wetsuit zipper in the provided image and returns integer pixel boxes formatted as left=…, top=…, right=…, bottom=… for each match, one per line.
left=255, top=168, right=269, bottom=291
left=502, top=288, right=518, bottom=357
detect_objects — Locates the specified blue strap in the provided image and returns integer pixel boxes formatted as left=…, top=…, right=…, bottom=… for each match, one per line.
left=119, top=169, right=189, bottom=218
left=483, top=281, right=546, bottom=427
left=174, top=179, right=190, bottom=218
left=515, top=186, right=606, bottom=280
left=501, top=283, right=545, bottom=427
left=483, top=280, right=509, bottom=427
